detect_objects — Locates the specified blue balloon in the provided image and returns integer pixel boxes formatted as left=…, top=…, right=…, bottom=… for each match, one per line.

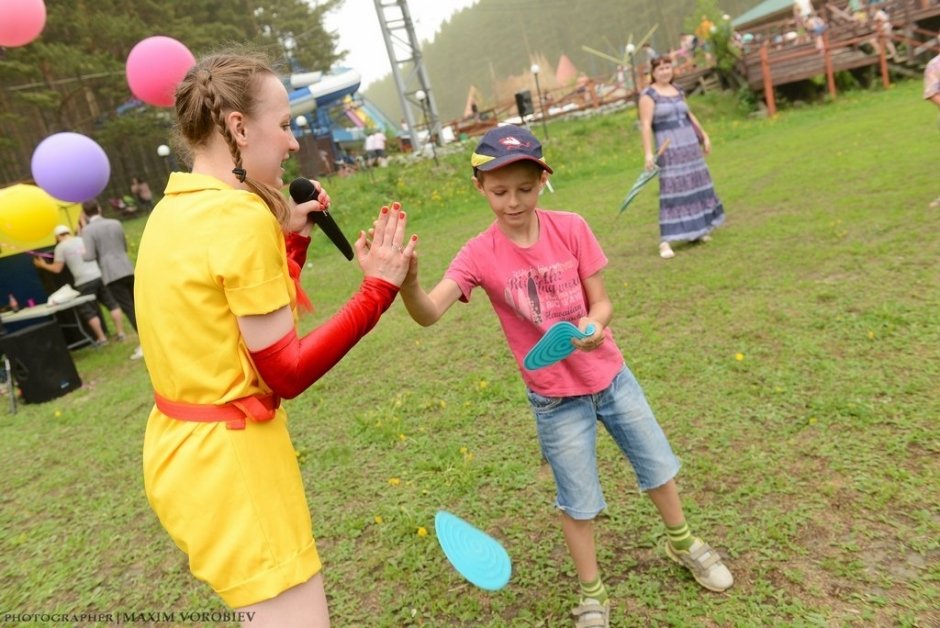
left=31, top=132, right=110, bottom=203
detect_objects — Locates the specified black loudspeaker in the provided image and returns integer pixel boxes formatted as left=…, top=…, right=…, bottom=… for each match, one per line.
left=515, top=90, right=534, bottom=118
left=0, top=321, right=81, bottom=404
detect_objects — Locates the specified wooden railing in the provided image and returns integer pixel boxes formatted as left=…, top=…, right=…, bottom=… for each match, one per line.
left=428, top=0, right=940, bottom=137
left=438, top=62, right=714, bottom=139
left=737, top=0, right=940, bottom=115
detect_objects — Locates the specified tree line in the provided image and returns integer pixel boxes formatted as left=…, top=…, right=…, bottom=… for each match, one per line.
left=0, top=0, right=340, bottom=191
left=364, top=0, right=756, bottom=124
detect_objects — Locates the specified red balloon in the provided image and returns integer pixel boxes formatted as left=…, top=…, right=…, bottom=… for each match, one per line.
left=0, top=0, right=47, bottom=47
left=126, top=36, right=196, bottom=107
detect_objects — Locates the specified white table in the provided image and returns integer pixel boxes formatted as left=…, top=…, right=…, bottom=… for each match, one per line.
left=1, top=294, right=98, bottom=350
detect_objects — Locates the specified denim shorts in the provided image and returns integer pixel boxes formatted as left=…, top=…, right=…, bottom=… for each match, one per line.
left=526, top=365, right=681, bottom=520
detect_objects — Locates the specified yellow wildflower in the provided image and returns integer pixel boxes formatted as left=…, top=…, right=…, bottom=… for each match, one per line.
left=417, top=527, right=428, bottom=537
left=388, top=477, right=401, bottom=486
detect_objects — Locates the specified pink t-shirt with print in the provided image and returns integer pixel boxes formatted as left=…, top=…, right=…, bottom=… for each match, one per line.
left=445, top=209, right=624, bottom=396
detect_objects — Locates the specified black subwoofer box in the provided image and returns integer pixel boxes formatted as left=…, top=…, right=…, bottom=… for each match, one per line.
left=0, top=321, right=81, bottom=403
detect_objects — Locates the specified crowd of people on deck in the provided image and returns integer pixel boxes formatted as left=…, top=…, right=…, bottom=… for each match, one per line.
left=732, top=0, right=902, bottom=57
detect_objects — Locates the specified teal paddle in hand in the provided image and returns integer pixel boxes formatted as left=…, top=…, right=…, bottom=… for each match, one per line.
left=523, top=321, right=597, bottom=371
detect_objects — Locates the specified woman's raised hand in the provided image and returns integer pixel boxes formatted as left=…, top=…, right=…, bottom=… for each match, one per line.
left=287, top=180, right=332, bottom=235
left=355, top=202, right=417, bottom=287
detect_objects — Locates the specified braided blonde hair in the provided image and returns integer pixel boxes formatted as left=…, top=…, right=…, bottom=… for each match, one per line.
left=174, top=50, right=291, bottom=227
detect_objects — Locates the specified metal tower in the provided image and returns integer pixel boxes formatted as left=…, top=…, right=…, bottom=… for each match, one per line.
left=373, top=0, right=442, bottom=152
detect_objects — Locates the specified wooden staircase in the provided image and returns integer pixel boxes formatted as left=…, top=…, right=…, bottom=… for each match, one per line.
left=674, top=67, right=723, bottom=95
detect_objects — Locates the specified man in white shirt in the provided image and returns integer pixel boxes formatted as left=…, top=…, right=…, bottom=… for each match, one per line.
left=363, top=132, right=376, bottom=166
left=371, top=130, right=387, bottom=166
left=33, top=225, right=122, bottom=346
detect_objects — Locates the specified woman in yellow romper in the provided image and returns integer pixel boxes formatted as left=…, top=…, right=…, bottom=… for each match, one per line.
left=135, top=50, right=416, bottom=626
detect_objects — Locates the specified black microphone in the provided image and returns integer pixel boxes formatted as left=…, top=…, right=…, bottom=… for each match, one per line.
left=289, top=177, right=354, bottom=261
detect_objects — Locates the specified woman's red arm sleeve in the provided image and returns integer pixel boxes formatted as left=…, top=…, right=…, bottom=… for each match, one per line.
left=285, top=232, right=311, bottom=269
left=249, top=277, right=399, bottom=399
left=285, top=232, right=313, bottom=312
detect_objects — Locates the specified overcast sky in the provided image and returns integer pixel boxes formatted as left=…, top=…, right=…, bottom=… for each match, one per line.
left=324, top=0, right=479, bottom=88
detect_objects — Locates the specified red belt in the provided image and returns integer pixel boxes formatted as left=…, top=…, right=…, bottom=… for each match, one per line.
left=153, top=392, right=281, bottom=430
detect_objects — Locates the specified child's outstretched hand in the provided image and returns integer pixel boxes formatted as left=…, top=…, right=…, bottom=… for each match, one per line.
left=402, top=236, right=421, bottom=288
left=571, top=317, right=605, bottom=352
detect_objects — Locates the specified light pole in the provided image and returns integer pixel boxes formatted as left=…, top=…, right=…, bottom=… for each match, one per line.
left=625, top=44, right=639, bottom=109
left=295, top=114, right=325, bottom=178
left=415, top=90, right=438, bottom=165
left=530, top=63, right=549, bottom=140
left=295, top=115, right=311, bottom=175
left=156, top=143, right=173, bottom=177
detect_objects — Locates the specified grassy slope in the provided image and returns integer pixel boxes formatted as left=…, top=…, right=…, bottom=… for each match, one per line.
left=1, top=81, right=937, bottom=627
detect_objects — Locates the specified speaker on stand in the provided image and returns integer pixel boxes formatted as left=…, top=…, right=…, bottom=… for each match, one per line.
left=514, top=90, right=534, bottom=120
left=0, top=320, right=81, bottom=404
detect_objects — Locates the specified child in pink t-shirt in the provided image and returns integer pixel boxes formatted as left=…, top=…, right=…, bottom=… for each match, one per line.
left=399, top=125, right=733, bottom=626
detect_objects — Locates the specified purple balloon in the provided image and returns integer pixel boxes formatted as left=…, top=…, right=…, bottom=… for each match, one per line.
left=31, top=132, right=111, bottom=203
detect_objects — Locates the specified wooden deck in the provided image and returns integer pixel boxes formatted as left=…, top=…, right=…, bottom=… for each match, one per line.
left=738, top=0, right=940, bottom=95
left=430, top=1, right=939, bottom=139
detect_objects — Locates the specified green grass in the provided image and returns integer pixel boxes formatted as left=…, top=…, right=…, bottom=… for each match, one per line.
left=2, top=80, right=938, bottom=627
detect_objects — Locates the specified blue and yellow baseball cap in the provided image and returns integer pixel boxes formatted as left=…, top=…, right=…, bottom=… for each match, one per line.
left=471, top=125, right=553, bottom=174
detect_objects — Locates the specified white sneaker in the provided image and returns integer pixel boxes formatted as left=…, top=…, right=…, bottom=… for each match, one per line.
left=659, top=242, right=675, bottom=259
left=665, top=537, right=734, bottom=592
left=130, top=346, right=144, bottom=360
left=571, top=598, right=609, bottom=627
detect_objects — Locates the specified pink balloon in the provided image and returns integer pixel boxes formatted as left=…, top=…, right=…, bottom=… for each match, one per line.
left=0, top=0, right=47, bottom=47
left=126, top=36, right=196, bottom=107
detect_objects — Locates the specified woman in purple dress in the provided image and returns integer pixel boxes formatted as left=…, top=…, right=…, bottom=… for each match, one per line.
left=639, top=56, right=724, bottom=259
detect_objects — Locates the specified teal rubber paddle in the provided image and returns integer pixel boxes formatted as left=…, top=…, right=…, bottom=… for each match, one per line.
left=523, top=321, right=596, bottom=371
left=434, top=511, right=511, bottom=591
left=618, top=139, right=670, bottom=215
